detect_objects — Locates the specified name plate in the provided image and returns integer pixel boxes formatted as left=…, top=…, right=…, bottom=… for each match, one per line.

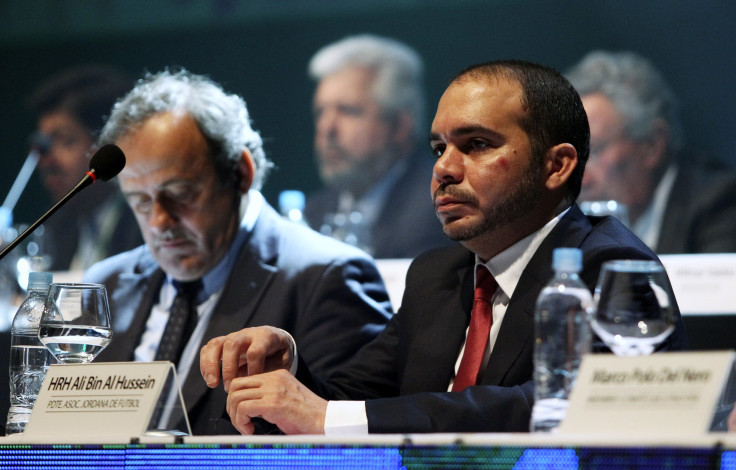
left=23, top=361, right=186, bottom=439
left=560, top=351, right=734, bottom=435
left=660, top=254, right=736, bottom=314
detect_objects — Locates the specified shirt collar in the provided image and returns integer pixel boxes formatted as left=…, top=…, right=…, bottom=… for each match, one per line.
left=477, top=207, right=569, bottom=298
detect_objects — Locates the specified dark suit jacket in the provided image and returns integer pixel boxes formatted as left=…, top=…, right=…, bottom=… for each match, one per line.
left=84, top=201, right=392, bottom=434
left=298, top=204, right=688, bottom=433
left=657, top=161, right=736, bottom=254
left=304, top=152, right=453, bottom=259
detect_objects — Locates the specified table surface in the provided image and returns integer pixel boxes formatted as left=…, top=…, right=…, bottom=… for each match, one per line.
left=1, top=433, right=736, bottom=469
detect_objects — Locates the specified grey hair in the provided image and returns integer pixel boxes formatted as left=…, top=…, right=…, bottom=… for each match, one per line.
left=309, top=34, right=425, bottom=140
left=99, top=68, right=273, bottom=191
left=565, top=50, right=683, bottom=155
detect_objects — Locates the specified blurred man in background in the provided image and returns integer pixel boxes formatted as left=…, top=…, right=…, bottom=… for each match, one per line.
left=26, top=64, right=142, bottom=270
left=304, top=34, right=452, bottom=259
left=566, top=50, right=736, bottom=254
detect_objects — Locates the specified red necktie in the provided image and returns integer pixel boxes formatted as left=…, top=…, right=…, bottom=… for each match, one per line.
left=452, top=266, right=497, bottom=392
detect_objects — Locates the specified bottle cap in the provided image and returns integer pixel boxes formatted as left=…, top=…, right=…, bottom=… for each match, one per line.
left=27, top=271, right=52, bottom=291
left=278, top=190, right=305, bottom=213
left=552, top=248, right=582, bottom=273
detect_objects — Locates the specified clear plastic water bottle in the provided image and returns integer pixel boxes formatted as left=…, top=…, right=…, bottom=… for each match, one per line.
left=530, top=248, right=592, bottom=432
left=6, top=271, right=55, bottom=434
left=278, top=190, right=307, bottom=225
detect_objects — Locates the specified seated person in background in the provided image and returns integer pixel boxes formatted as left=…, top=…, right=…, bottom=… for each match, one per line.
left=26, top=64, right=142, bottom=270
left=566, top=50, right=736, bottom=254
left=200, top=60, right=688, bottom=435
left=304, top=34, right=452, bottom=258
left=83, top=68, right=392, bottom=435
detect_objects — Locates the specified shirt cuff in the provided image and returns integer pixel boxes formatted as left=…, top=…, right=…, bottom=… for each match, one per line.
left=323, top=401, right=369, bottom=435
left=281, top=329, right=299, bottom=375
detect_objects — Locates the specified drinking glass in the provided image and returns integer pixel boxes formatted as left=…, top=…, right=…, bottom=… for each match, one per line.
left=38, top=283, right=112, bottom=364
left=591, top=260, right=676, bottom=356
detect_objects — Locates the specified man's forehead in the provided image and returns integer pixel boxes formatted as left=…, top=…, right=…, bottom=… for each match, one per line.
left=432, top=78, right=525, bottom=128
left=315, top=67, right=375, bottom=100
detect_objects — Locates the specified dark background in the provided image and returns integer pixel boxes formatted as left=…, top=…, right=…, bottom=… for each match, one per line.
left=1, top=0, right=735, bottom=223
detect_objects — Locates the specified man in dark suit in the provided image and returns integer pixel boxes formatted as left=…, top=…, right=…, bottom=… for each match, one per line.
left=566, top=50, right=736, bottom=254
left=199, top=60, right=687, bottom=435
left=304, top=34, right=452, bottom=259
left=83, top=69, right=391, bottom=435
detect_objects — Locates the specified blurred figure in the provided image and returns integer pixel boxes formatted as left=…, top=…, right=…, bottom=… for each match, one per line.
left=304, top=34, right=452, bottom=258
left=84, top=68, right=391, bottom=434
left=566, top=51, right=736, bottom=254
left=26, top=64, right=142, bottom=270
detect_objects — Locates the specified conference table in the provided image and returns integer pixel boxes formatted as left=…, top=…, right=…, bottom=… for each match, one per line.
left=1, top=432, right=736, bottom=469
left=0, top=257, right=734, bottom=468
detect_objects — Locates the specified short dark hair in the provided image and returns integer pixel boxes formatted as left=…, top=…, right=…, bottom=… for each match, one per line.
left=452, top=60, right=590, bottom=202
left=27, top=64, right=134, bottom=138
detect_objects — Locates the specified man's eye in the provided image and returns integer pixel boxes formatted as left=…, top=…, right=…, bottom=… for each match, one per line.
left=431, top=145, right=445, bottom=158
left=468, top=139, right=490, bottom=150
left=128, top=196, right=152, bottom=214
left=337, top=105, right=363, bottom=117
left=166, top=188, right=197, bottom=204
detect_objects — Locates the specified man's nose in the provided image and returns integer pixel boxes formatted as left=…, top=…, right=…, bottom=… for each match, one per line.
left=148, top=200, right=178, bottom=232
left=433, top=146, right=463, bottom=185
left=316, top=108, right=338, bottom=137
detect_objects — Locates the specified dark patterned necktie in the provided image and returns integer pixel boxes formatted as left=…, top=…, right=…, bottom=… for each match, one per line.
left=452, top=266, right=497, bottom=392
left=155, top=279, right=203, bottom=365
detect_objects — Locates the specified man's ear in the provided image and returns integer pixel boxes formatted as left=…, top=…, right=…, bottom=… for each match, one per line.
left=544, top=143, right=578, bottom=191
left=237, top=149, right=255, bottom=194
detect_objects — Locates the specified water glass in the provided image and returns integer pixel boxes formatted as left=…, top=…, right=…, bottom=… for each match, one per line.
left=38, top=283, right=112, bottom=364
left=591, top=260, right=676, bottom=356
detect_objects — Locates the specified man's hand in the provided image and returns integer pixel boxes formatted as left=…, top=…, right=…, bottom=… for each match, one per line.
left=200, top=326, right=295, bottom=392
left=226, top=369, right=327, bottom=435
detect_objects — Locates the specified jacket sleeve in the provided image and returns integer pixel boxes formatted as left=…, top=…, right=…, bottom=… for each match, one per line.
left=365, top=381, right=534, bottom=433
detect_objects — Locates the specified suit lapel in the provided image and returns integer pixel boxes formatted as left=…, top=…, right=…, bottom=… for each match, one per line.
left=481, top=205, right=593, bottom=386
left=99, top=253, right=164, bottom=362
left=433, top=261, right=476, bottom=389
left=400, top=248, right=475, bottom=394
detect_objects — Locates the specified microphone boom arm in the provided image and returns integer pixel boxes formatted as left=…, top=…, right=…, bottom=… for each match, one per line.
left=0, top=173, right=95, bottom=263
left=0, top=143, right=125, bottom=263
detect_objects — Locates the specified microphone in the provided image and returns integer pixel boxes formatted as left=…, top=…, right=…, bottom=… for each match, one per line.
left=0, top=144, right=126, bottom=262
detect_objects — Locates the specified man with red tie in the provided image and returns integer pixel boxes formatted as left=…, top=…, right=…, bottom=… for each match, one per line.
left=199, top=60, right=688, bottom=434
